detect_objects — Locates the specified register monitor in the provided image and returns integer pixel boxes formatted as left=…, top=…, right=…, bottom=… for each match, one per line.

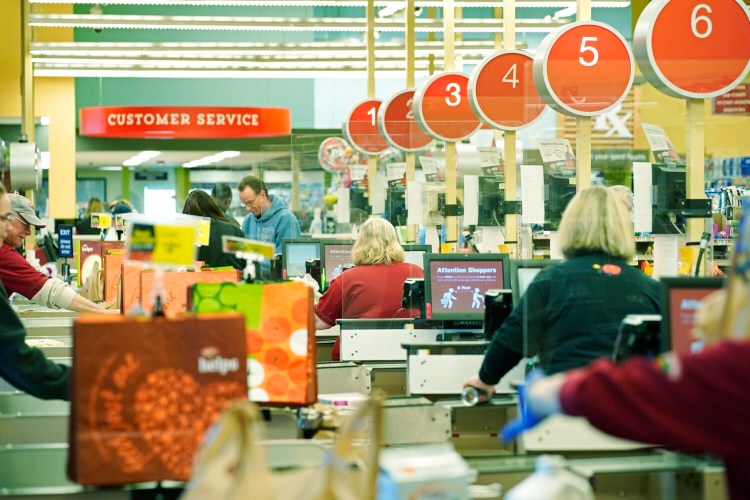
left=510, top=259, right=562, bottom=305
left=661, top=277, right=724, bottom=355
left=402, top=244, right=431, bottom=269
left=321, top=240, right=355, bottom=289
left=281, top=238, right=321, bottom=279
left=423, top=252, right=510, bottom=322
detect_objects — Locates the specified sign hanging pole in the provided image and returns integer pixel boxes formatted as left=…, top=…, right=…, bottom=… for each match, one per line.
left=575, top=0, right=592, bottom=190
left=503, top=0, right=517, bottom=258
left=405, top=0, right=416, bottom=242
left=444, top=0, right=458, bottom=251
left=686, top=98, right=706, bottom=247
left=367, top=0, right=378, bottom=210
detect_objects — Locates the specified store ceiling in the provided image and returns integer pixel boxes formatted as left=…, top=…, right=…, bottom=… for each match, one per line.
left=75, top=149, right=291, bottom=171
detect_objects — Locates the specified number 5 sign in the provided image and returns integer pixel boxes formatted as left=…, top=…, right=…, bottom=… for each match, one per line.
left=533, top=21, right=634, bottom=117
left=343, top=99, right=390, bottom=155
left=634, top=0, right=750, bottom=99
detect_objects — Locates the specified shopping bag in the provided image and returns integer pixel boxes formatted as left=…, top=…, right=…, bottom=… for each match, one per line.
left=68, top=313, right=248, bottom=486
left=182, top=397, right=381, bottom=500
left=192, top=281, right=317, bottom=406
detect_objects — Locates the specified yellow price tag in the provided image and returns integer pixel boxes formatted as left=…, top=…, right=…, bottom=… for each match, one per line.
left=91, top=212, right=112, bottom=229
left=152, top=225, right=196, bottom=267
left=196, top=219, right=211, bottom=246
left=222, top=236, right=275, bottom=259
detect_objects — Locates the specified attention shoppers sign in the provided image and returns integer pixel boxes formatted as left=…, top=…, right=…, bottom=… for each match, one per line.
left=79, top=106, right=291, bottom=139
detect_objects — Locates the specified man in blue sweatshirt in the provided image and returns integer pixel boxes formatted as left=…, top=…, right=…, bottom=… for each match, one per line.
left=238, top=175, right=301, bottom=254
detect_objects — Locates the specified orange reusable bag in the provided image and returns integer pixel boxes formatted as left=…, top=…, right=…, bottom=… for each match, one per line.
left=68, top=313, right=247, bottom=486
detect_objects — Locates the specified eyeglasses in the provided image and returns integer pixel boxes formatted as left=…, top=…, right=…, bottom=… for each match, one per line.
left=0, top=213, right=13, bottom=225
left=15, top=216, right=30, bottom=231
left=241, top=191, right=264, bottom=208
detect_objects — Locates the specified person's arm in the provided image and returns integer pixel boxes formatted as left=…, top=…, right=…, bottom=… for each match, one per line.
left=274, top=211, right=302, bottom=253
left=520, top=341, right=750, bottom=459
left=0, top=291, right=70, bottom=400
left=33, top=278, right=113, bottom=313
left=314, top=279, right=343, bottom=330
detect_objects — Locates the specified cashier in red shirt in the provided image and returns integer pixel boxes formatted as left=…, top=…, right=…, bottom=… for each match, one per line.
left=314, top=218, right=423, bottom=360
left=0, top=193, right=110, bottom=314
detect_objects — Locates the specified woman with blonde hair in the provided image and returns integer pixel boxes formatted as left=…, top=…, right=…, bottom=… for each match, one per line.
left=315, top=217, right=423, bottom=360
left=464, top=186, right=660, bottom=397
left=75, top=197, right=104, bottom=235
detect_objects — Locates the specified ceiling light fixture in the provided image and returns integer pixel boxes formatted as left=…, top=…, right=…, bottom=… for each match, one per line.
left=123, top=150, right=161, bottom=166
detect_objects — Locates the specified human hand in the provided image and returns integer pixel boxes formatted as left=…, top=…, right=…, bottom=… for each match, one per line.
left=501, top=369, right=564, bottom=443
left=462, top=376, right=496, bottom=404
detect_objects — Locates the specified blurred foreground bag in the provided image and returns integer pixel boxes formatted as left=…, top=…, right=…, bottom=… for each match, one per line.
left=192, top=281, right=317, bottom=406
left=68, top=314, right=247, bottom=486
left=182, top=398, right=381, bottom=500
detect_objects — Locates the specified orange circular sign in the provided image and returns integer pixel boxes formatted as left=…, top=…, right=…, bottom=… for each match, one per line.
left=468, top=50, right=547, bottom=130
left=378, top=89, right=435, bottom=152
left=634, top=0, right=750, bottom=99
left=342, top=99, right=390, bottom=155
left=413, top=72, right=483, bottom=142
left=533, top=21, right=634, bottom=117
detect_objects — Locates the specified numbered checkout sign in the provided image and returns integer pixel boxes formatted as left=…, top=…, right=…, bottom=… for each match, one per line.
left=634, top=0, right=750, bottom=99
left=468, top=49, right=548, bottom=130
left=413, top=72, right=483, bottom=142
left=533, top=21, right=634, bottom=117
left=377, top=89, right=434, bottom=152
left=342, top=99, right=391, bottom=156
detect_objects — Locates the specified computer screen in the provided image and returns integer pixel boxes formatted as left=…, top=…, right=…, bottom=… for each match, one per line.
left=322, top=240, right=355, bottom=287
left=401, top=244, right=431, bottom=269
left=509, top=259, right=562, bottom=305
left=281, top=238, right=321, bottom=279
left=423, top=253, right=510, bottom=321
left=661, top=277, right=724, bottom=355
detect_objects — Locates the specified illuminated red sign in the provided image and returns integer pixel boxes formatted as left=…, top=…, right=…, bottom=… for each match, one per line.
left=79, top=106, right=291, bottom=139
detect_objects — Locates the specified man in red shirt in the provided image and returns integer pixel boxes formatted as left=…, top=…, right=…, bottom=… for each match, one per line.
left=315, top=218, right=423, bottom=360
left=1, top=193, right=110, bottom=313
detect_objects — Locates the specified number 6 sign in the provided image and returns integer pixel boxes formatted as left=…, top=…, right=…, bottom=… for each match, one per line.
left=412, top=72, right=482, bottom=142
left=533, top=21, right=635, bottom=117
left=634, top=0, right=750, bottom=99
left=343, top=99, right=390, bottom=155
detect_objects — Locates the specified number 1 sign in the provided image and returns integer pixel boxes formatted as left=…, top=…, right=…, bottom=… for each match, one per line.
left=634, top=0, right=750, bottom=99
left=343, top=99, right=391, bottom=155
left=533, top=21, right=635, bottom=117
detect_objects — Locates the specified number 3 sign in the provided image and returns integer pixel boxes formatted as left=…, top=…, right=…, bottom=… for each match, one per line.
left=412, top=72, right=482, bottom=142
left=634, top=0, right=750, bottom=99
left=533, top=21, right=635, bottom=117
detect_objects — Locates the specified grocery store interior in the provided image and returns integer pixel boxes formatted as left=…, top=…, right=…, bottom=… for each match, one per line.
left=1, top=0, right=749, bottom=498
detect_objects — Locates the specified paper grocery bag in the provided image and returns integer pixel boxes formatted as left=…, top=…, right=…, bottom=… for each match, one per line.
left=192, top=281, right=317, bottom=407
left=68, top=313, right=247, bottom=486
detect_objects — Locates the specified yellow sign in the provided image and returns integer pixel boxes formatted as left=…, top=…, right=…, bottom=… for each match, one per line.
left=91, top=212, right=112, bottom=229
left=196, top=218, right=211, bottom=246
left=128, top=222, right=196, bottom=267
left=222, top=235, right=274, bottom=259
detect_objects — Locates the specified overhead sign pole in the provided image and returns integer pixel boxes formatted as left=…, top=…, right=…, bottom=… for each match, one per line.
left=406, top=0, right=416, bottom=242
left=444, top=0, right=458, bottom=251
left=576, top=0, right=592, bottom=190
left=366, top=0, right=377, bottom=210
left=503, top=0, right=517, bottom=258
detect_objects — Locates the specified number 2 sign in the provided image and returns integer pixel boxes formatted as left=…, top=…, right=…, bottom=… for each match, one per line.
left=412, top=72, right=482, bottom=142
left=634, top=0, right=750, bottom=99
left=533, top=21, right=635, bottom=117
left=343, top=99, right=390, bottom=155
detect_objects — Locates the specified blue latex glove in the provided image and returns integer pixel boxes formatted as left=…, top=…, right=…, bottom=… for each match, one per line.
left=500, top=369, right=547, bottom=443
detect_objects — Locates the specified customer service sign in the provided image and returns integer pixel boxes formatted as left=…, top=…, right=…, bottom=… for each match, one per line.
left=79, top=106, right=291, bottom=139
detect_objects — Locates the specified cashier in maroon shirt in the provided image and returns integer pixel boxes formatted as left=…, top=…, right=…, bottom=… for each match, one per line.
left=314, top=218, right=423, bottom=360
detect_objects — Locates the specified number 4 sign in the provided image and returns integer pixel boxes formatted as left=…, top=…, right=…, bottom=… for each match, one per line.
left=533, top=21, right=635, bottom=117
left=634, top=0, right=750, bottom=99
left=343, top=99, right=390, bottom=155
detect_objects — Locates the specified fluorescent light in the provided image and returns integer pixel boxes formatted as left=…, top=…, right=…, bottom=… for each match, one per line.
left=28, top=0, right=630, bottom=7
left=184, top=151, right=241, bottom=168
left=99, top=166, right=124, bottom=171
left=123, top=150, right=161, bottom=166
left=29, top=13, right=569, bottom=33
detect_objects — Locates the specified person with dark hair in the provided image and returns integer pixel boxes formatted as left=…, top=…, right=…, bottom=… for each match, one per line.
left=0, top=184, right=71, bottom=400
left=211, top=183, right=233, bottom=212
left=183, top=190, right=245, bottom=270
left=237, top=175, right=300, bottom=254
left=75, top=197, right=104, bottom=235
